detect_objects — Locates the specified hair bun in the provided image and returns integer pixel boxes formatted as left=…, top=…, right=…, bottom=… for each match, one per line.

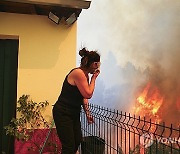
left=79, top=48, right=89, bottom=57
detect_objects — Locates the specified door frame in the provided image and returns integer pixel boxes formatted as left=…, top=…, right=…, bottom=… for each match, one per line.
left=0, top=36, right=19, bottom=154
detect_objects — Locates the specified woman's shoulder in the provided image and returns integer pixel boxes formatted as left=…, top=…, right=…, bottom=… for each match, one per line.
left=66, top=68, right=86, bottom=85
left=68, top=67, right=81, bottom=75
left=70, top=68, right=87, bottom=79
left=71, top=67, right=84, bottom=75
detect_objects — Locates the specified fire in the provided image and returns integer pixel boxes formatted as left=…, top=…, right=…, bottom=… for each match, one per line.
left=132, top=83, right=179, bottom=153
left=134, top=82, right=163, bottom=124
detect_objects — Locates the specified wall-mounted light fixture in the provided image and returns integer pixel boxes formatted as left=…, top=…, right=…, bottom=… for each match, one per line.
left=65, top=13, right=77, bottom=26
left=48, top=12, right=60, bottom=24
left=48, top=8, right=82, bottom=26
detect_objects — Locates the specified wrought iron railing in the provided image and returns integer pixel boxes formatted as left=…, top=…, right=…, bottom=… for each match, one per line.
left=80, top=104, right=180, bottom=154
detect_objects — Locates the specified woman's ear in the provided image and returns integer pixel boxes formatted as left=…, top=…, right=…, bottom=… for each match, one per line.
left=83, top=57, right=88, bottom=66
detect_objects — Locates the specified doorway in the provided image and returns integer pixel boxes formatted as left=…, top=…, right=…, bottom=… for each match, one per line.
left=0, top=39, right=19, bottom=154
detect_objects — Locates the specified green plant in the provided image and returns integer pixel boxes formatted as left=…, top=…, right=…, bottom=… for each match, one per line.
left=3, top=94, right=63, bottom=154
left=4, top=94, right=50, bottom=141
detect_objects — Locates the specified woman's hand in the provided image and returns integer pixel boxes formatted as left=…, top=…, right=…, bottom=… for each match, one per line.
left=83, top=99, right=94, bottom=124
left=92, top=69, right=100, bottom=78
left=86, top=114, right=94, bottom=124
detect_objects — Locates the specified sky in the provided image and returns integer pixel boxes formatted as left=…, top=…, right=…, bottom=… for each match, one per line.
left=76, top=0, right=180, bottom=118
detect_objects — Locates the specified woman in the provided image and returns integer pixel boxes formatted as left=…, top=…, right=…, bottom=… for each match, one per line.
left=52, top=47, right=100, bottom=154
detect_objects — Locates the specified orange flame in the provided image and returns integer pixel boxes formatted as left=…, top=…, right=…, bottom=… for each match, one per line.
left=134, top=82, right=163, bottom=124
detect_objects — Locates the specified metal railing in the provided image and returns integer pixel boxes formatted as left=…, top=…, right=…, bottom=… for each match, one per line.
left=80, top=104, right=180, bottom=154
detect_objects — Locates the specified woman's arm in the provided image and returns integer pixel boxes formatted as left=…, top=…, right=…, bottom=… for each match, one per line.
left=83, top=99, right=94, bottom=124
left=72, top=69, right=100, bottom=99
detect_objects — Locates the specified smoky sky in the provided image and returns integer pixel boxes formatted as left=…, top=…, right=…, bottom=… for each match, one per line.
left=77, top=0, right=180, bottom=125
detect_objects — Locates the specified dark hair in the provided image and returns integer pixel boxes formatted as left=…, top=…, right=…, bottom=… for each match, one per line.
left=79, top=47, right=100, bottom=68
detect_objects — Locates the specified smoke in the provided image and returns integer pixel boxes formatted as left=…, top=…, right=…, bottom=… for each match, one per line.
left=77, top=0, right=180, bottom=125
left=90, top=53, right=148, bottom=111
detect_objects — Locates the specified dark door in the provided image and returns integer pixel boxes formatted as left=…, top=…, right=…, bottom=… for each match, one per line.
left=0, top=39, right=19, bottom=154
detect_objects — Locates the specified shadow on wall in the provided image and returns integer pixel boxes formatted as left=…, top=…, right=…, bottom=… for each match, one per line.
left=19, top=18, right=76, bottom=69
left=0, top=12, right=76, bottom=69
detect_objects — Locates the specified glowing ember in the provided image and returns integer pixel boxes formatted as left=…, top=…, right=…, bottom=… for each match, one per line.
left=134, top=82, right=163, bottom=124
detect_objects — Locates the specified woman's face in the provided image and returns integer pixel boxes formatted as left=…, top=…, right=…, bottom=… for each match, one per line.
left=89, top=62, right=101, bottom=74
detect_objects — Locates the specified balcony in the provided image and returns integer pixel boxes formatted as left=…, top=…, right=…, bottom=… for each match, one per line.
left=38, top=103, right=180, bottom=154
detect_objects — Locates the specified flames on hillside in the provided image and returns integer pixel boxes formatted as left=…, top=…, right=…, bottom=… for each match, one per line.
left=133, top=82, right=163, bottom=125
left=132, top=80, right=180, bottom=129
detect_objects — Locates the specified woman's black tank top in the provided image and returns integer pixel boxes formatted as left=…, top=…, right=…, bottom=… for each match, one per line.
left=56, top=68, right=83, bottom=112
